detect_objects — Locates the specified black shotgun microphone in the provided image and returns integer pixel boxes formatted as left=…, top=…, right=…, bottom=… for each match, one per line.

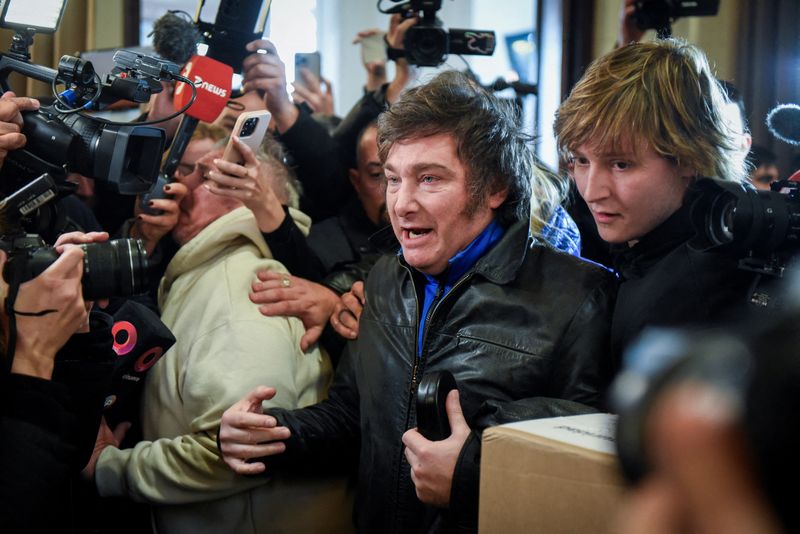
left=766, top=103, right=800, bottom=147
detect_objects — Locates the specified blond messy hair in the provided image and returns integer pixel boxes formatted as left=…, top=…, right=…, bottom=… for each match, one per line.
left=554, top=39, right=747, bottom=183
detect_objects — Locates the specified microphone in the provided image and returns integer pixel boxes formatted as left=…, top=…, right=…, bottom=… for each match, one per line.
left=173, top=55, right=233, bottom=123
left=140, top=56, right=232, bottom=214
left=766, top=103, right=800, bottom=147
left=151, top=11, right=201, bottom=66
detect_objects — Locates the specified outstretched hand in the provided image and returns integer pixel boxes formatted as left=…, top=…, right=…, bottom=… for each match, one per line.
left=219, top=386, right=291, bottom=475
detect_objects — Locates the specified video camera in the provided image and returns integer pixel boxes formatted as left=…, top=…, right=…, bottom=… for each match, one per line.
left=631, top=0, right=720, bottom=38
left=0, top=174, right=148, bottom=300
left=689, top=177, right=800, bottom=307
left=0, top=1, right=192, bottom=196
left=611, top=299, right=800, bottom=533
left=381, top=0, right=496, bottom=67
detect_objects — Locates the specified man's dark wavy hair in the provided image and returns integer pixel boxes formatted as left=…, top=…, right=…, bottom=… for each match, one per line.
left=376, top=70, right=533, bottom=226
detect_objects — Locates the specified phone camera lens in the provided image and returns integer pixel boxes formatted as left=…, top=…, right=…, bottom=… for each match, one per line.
left=240, top=117, right=258, bottom=137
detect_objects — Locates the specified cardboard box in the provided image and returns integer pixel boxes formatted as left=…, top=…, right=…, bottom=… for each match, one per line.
left=479, top=414, right=626, bottom=534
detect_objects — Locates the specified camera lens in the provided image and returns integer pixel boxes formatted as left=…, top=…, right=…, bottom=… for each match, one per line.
left=240, top=117, right=258, bottom=137
left=80, top=239, right=149, bottom=300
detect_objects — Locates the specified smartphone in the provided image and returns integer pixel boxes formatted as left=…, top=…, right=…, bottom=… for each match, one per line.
left=294, top=52, right=321, bottom=87
left=222, top=110, right=271, bottom=165
left=360, top=32, right=387, bottom=65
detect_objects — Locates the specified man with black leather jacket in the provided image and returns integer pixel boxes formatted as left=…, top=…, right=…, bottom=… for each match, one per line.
left=218, top=71, right=616, bottom=533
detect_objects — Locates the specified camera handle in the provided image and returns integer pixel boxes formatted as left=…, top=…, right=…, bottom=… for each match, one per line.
left=139, top=114, right=199, bottom=215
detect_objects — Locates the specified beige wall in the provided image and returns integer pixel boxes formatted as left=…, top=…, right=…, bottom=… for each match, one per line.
left=91, top=0, right=126, bottom=50
left=591, top=0, right=741, bottom=81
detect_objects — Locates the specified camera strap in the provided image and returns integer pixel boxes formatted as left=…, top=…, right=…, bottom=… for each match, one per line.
left=383, top=34, right=405, bottom=61
left=3, top=264, right=25, bottom=376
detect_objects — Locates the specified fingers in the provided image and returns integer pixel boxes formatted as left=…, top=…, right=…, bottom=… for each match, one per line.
left=300, top=325, right=324, bottom=352
left=353, top=28, right=382, bottom=43
left=341, top=291, right=364, bottom=319
left=224, top=456, right=268, bottom=476
left=246, top=39, right=278, bottom=55
left=42, top=246, right=85, bottom=279
left=330, top=311, right=358, bottom=339
left=647, top=385, right=782, bottom=533
left=238, top=385, right=279, bottom=410
left=351, top=281, right=366, bottom=304
left=445, top=390, right=469, bottom=438
left=113, top=421, right=132, bottom=444
left=256, top=270, right=286, bottom=283
left=298, top=67, right=321, bottom=93
left=0, top=132, right=26, bottom=152
left=291, top=83, right=317, bottom=108
left=54, top=231, right=109, bottom=250
left=234, top=136, right=259, bottom=166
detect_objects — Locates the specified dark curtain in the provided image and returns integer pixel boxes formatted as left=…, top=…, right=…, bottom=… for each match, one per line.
left=736, top=0, right=800, bottom=177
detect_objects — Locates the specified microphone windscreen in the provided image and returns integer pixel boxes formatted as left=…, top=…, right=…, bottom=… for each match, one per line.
left=766, top=103, right=800, bottom=147
left=152, top=11, right=201, bottom=66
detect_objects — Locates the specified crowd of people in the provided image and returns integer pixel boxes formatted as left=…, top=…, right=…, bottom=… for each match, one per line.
left=0, top=3, right=795, bottom=534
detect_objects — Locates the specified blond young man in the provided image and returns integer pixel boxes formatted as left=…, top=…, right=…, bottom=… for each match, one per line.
left=554, top=38, right=755, bottom=359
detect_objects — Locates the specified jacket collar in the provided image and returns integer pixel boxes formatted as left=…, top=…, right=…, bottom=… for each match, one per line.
left=611, top=192, right=697, bottom=280
left=397, top=219, right=531, bottom=286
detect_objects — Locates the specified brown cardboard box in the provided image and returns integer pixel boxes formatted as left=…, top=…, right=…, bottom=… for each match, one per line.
left=479, top=414, right=625, bottom=534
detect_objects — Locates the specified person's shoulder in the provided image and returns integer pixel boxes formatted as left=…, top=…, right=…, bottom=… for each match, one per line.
left=527, top=243, right=616, bottom=283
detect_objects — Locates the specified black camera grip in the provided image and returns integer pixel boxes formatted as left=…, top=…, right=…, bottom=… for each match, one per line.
left=139, top=175, right=172, bottom=216
left=416, top=370, right=457, bottom=441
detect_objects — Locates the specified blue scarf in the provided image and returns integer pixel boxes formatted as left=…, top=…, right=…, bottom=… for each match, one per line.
left=413, top=218, right=506, bottom=357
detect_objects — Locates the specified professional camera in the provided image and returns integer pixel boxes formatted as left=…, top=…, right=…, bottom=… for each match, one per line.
left=689, top=177, right=800, bottom=308
left=381, top=0, right=496, bottom=67
left=632, top=0, right=720, bottom=37
left=0, top=174, right=148, bottom=300
left=0, top=0, right=191, bottom=195
left=611, top=300, right=800, bottom=533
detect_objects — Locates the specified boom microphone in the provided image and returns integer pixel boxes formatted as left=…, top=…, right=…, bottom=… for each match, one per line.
left=766, top=103, right=800, bottom=147
left=151, top=11, right=201, bottom=66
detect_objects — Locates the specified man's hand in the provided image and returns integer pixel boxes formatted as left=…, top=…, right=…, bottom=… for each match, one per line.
left=219, top=386, right=292, bottom=475
left=617, top=0, right=645, bottom=47
left=330, top=280, right=365, bottom=340
left=353, top=29, right=387, bottom=91
left=81, top=417, right=131, bottom=480
left=131, top=182, right=188, bottom=256
left=386, top=14, right=418, bottom=104
left=2, top=246, right=87, bottom=379
left=292, top=68, right=335, bottom=116
left=242, top=39, right=299, bottom=133
left=54, top=231, right=111, bottom=323
left=402, top=389, right=471, bottom=507
left=615, top=385, right=782, bottom=534
left=0, top=91, right=39, bottom=167
left=250, top=271, right=339, bottom=351
left=206, top=138, right=286, bottom=233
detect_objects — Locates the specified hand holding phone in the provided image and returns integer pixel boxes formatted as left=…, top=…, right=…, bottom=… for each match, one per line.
left=294, top=52, right=321, bottom=88
left=222, top=110, right=271, bottom=165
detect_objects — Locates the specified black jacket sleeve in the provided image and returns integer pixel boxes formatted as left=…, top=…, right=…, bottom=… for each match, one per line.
left=265, top=343, right=361, bottom=476
left=278, top=106, right=350, bottom=222
left=261, top=207, right=326, bottom=283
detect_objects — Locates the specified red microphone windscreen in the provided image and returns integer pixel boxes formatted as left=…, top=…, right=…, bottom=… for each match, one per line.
left=174, top=55, right=233, bottom=123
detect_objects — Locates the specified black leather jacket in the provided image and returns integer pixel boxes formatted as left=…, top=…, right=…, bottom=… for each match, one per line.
left=269, top=220, right=617, bottom=533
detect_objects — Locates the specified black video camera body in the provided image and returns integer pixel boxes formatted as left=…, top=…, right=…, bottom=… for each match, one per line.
left=387, top=0, right=496, bottom=67
left=0, top=174, right=148, bottom=301
left=632, top=0, right=720, bottom=36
